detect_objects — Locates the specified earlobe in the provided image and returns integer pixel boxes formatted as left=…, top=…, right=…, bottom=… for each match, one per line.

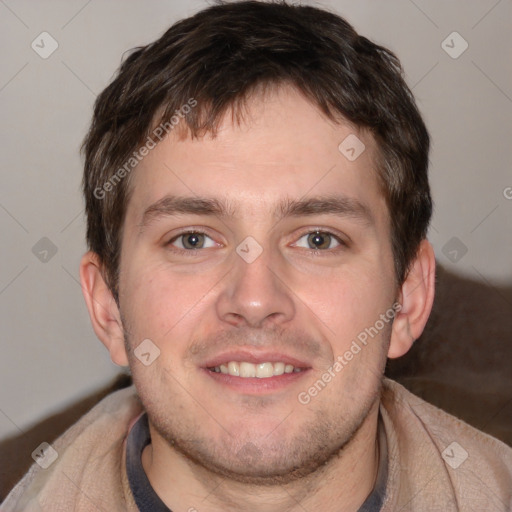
left=388, top=240, right=436, bottom=359
left=79, top=251, right=129, bottom=366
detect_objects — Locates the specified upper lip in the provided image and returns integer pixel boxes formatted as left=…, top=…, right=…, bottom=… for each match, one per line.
left=202, top=349, right=311, bottom=369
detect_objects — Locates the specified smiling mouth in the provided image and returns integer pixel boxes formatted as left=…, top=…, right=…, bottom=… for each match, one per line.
left=208, top=361, right=306, bottom=378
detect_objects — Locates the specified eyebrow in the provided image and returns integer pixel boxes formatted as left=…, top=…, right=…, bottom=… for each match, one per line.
left=139, top=194, right=374, bottom=232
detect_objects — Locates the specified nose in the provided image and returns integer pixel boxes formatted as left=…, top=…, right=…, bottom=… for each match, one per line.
left=216, top=243, right=296, bottom=328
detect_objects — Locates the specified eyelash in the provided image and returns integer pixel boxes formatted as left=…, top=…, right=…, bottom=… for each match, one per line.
left=166, top=229, right=347, bottom=257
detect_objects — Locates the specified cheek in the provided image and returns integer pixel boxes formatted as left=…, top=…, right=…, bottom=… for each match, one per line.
left=122, top=269, right=169, bottom=339
left=304, top=264, right=394, bottom=349
left=121, top=260, right=219, bottom=343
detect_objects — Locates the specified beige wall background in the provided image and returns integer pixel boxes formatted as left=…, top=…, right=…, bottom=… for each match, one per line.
left=1, top=0, right=511, bottom=442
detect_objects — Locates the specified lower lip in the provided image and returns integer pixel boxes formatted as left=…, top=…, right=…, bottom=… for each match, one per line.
left=202, top=368, right=310, bottom=394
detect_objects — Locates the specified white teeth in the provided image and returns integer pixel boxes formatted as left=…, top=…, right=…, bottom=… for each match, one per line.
left=256, top=362, right=274, bottom=378
left=228, top=361, right=240, bottom=376
left=273, top=362, right=285, bottom=376
left=240, top=362, right=256, bottom=378
left=211, top=361, right=304, bottom=378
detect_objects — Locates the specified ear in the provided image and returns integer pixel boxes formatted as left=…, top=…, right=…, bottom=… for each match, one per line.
left=79, top=251, right=129, bottom=366
left=388, top=239, right=436, bottom=359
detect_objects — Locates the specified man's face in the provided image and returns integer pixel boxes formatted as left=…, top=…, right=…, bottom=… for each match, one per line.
left=118, top=86, right=398, bottom=482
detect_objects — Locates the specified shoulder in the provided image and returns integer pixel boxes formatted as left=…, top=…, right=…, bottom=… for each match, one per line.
left=380, top=378, right=512, bottom=510
left=3, top=384, right=143, bottom=512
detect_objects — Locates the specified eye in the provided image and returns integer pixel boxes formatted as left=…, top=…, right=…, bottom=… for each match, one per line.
left=169, top=231, right=217, bottom=250
left=294, top=231, right=342, bottom=251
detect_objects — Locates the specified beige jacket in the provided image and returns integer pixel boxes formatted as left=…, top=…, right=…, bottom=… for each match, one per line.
left=3, top=378, right=511, bottom=511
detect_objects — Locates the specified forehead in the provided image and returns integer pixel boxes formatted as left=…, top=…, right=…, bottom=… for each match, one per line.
left=124, top=85, right=387, bottom=226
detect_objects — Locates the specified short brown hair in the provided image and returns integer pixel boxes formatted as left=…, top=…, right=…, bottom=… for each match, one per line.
left=82, top=0, right=432, bottom=302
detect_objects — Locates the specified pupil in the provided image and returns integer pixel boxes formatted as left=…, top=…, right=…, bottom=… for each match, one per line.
left=309, top=232, right=329, bottom=249
left=185, top=233, right=202, bottom=249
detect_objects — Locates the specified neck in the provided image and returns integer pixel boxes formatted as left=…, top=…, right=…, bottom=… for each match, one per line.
left=142, top=400, right=381, bottom=512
